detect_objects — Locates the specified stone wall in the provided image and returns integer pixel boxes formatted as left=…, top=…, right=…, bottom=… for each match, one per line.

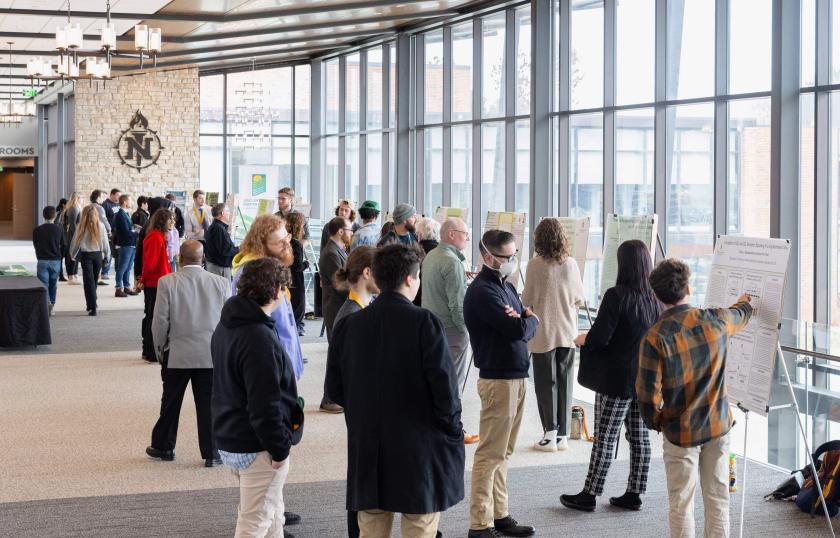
left=74, top=67, right=199, bottom=201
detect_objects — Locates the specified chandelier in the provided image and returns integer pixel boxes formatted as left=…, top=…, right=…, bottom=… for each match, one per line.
left=230, top=59, right=270, bottom=149
left=24, top=0, right=163, bottom=85
left=1, top=43, right=35, bottom=126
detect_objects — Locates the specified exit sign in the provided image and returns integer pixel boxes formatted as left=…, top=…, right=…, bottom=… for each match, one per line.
left=21, top=88, right=36, bottom=98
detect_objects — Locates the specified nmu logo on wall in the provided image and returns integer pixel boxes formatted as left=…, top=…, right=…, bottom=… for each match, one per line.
left=114, top=110, right=163, bottom=171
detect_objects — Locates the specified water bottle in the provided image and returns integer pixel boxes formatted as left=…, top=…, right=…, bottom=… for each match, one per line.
left=729, top=452, right=737, bottom=493
left=570, top=407, right=583, bottom=440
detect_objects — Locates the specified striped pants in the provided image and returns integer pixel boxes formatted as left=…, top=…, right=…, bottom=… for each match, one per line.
left=583, top=393, right=651, bottom=496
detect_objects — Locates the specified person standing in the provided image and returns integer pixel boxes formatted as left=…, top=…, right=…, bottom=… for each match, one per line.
left=69, top=205, right=111, bottom=316
left=113, top=194, right=140, bottom=297
left=55, top=199, right=68, bottom=282
left=132, top=196, right=150, bottom=230
left=33, top=206, right=64, bottom=316
left=134, top=197, right=174, bottom=292
left=319, top=216, right=352, bottom=414
left=326, top=244, right=465, bottom=538
left=165, top=193, right=186, bottom=238
left=285, top=212, right=308, bottom=337
left=140, top=208, right=174, bottom=363
left=205, top=203, right=239, bottom=279
left=61, top=192, right=83, bottom=285
left=166, top=208, right=181, bottom=271
left=320, top=200, right=356, bottom=251
left=421, top=217, right=479, bottom=445
left=186, top=189, right=212, bottom=243
left=521, top=219, right=585, bottom=452
left=560, top=240, right=660, bottom=512
left=275, top=186, right=310, bottom=244
left=101, top=188, right=121, bottom=284
left=147, top=240, right=230, bottom=466
left=89, top=190, right=112, bottom=286
left=349, top=200, right=381, bottom=251
left=212, top=257, right=304, bottom=538
left=638, top=259, right=752, bottom=538
left=376, top=203, right=418, bottom=247
left=465, top=230, right=538, bottom=538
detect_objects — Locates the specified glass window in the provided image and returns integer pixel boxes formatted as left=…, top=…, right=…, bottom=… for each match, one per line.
left=452, top=124, right=473, bottom=211
left=389, top=43, right=396, bottom=129
left=829, top=92, right=840, bottom=322
left=800, top=94, right=815, bottom=321
left=326, top=137, right=339, bottom=208
left=571, top=0, right=603, bottom=109
left=835, top=0, right=840, bottom=83
left=667, top=0, right=714, bottom=100
left=367, top=133, right=383, bottom=203
left=271, top=67, right=293, bottom=135
left=667, top=103, right=714, bottom=307
left=295, top=65, right=310, bottom=135
left=553, top=1, right=560, bottom=112
left=425, top=30, right=444, bottom=124
left=295, top=137, right=310, bottom=202
left=367, top=47, right=383, bottom=130
left=481, top=122, right=506, bottom=230
left=728, top=98, right=772, bottom=237
left=570, top=112, right=603, bottom=305
left=515, top=7, right=531, bottom=115
left=482, top=13, right=506, bottom=118
left=452, top=23, right=473, bottom=121
left=515, top=119, right=530, bottom=215
left=616, top=0, right=654, bottom=105
left=200, top=75, right=223, bottom=134
left=347, top=134, right=360, bottom=204
left=326, top=60, right=339, bottom=134
left=346, top=53, right=361, bottom=133
left=424, top=128, right=444, bottom=214
left=200, top=136, right=223, bottom=192
left=802, top=0, right=815, bottom=87
left=729, top=0, right=772, bottom=94
left=272, top=137, right=293, bottom=186
left=615, top=108, right=655, bottom=215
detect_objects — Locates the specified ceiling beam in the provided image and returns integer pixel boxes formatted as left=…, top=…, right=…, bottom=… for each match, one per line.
left=0, top=0, right=431, bottom=23
left=111, top=45, right=346, bottom=69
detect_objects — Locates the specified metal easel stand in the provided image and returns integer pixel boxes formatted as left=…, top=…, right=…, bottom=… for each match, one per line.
left=744, top=342, right=837, bottom=538
left=737, top=403, right=750, bottom=538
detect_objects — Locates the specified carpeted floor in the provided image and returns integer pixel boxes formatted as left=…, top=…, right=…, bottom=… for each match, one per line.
left=0, top=460, right=826, bottom=537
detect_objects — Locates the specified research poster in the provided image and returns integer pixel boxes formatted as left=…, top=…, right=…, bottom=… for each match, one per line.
left=484, top=211, right=527, bottom=286
left=205, top=192, right=220, bottom=207
left=545, top=216, right=590, bottom=277
left=599, top=214, right=658, bottom=296
left=233, top=197, right=276, bottom=241
left=434, top=206, right=470, bottom=225
left=237, top=165, right=279, bottom=199
left=704, top=235, right=791, bottom=416
left=164, top=190, right=187, bottom=215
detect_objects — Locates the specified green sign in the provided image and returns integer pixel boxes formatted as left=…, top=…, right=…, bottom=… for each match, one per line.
left=22, top=88, right=36, bottom=98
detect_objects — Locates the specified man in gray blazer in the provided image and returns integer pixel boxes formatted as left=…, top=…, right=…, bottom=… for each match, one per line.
left=147, top=240, right=231, bottom=467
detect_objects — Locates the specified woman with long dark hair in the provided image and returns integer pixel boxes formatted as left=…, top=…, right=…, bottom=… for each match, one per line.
left=560, top=239, right=662, bottom=513
left=140, top=208, right=174, bottom=363
left=285, top=212, right=308, bottom=336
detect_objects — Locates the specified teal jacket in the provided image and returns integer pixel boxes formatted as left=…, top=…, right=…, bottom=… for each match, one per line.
left=420, top=243, right=468, bottom=330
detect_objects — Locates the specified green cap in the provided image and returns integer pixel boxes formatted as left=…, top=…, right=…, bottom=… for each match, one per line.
left=360, top=200, right=380, bottom=211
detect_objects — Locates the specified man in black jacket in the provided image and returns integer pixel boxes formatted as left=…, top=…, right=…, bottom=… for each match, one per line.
left=205, top=203, right=239, bottom=280
left=33, top=205, right=64, bottom=315
left=464, top=230, right=539, bottom=538
left=326, top=244, right=465, bottom=538
left=212, top=257, right=302, bottom=538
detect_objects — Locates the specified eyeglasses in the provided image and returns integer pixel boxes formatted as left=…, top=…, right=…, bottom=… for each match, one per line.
left=489, top=250, right=518, bottom=262
left=342, top=227, right=354, bottom=233
left=452, top=229, right=470, bottom=236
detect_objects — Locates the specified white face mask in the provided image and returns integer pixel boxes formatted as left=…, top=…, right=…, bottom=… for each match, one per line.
left=481, top=240, right=518, bottom=278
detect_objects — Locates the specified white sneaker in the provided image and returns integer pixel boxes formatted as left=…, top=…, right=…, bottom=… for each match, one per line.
left=534, top=437, right=558, bottom=452
left=556, top=436, right=569, bottom=451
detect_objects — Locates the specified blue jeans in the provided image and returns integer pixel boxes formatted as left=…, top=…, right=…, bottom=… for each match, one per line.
left=36, top=259, right=61, bottom=305
left=115, top=246, right=136, bottom=289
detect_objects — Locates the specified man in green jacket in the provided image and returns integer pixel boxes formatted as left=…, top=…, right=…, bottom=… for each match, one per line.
left=421, top=217, right=479, bottom=444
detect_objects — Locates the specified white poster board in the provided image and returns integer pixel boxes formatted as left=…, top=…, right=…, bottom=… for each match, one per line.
left=434, top=206, right=470, bottom=225
left=544, top=216, right=590, bottom=277
left=234, top=197, right=276, bottom=242
left=704, top=235, right=791, bottom=416
left=165, top=190, right=187, bottom=214
left=237, top=165, right=279, bottom=199
left=484, top=211, right=527, bottom=286
left=600, top=214, right=658, bottom=296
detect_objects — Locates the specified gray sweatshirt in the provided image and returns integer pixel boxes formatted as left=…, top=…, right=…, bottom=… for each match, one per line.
left=69, top=221, right=111, bottom=260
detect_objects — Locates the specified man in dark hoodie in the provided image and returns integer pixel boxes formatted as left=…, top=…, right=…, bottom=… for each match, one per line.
left=211, top=257, right=302, bottom=538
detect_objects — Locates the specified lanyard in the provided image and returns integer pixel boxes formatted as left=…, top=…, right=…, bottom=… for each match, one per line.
left=193, top=207, right=205, bottom=225
left=348, top=289, right=367, bottom=310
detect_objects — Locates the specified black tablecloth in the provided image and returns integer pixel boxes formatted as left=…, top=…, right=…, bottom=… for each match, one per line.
left=0, top=276, right=51, bottom=347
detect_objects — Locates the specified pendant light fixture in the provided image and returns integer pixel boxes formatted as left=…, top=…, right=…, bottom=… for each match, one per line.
left=1, top=43, right=22, bottom=126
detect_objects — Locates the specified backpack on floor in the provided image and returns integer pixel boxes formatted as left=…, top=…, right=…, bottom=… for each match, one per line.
left=795, top=440, right=840, bottom=517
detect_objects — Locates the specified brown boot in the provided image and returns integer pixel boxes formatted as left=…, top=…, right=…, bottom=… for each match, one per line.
left=115, top=288, right=127, bottom=298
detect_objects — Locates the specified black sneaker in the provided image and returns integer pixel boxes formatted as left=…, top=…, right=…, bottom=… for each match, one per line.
left=493, top=516, right=535, bottom=537
left=145, top=445, right=174, bottom=461
left=468, top=529, right=500, bottom=538
left=204, top=458, right=223, bottom=467
left=609, top=491, right=642, bottom=510
left=560, top=491, right=596, bottom=512
left=284, top=512, right=301, bottom=526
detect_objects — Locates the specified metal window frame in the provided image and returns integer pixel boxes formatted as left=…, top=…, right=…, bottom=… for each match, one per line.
left=814, top=0, right=830, bottom=324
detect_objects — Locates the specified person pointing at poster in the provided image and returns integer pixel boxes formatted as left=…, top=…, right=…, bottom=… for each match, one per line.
left=637, top=259, right=752, bottom=538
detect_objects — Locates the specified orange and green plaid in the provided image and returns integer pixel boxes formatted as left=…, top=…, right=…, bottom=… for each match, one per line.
left=636, top=301, right=753, bottom=448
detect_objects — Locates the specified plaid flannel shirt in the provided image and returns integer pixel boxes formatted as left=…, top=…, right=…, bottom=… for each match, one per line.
left=636, top=301, right=753, bottom=448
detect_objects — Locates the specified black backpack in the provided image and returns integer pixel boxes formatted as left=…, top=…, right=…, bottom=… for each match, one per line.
left=795, top=440, right=840, bottom=517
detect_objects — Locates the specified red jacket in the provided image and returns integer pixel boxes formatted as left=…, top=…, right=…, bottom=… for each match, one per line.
left=141, top=230, right=172, bottom=288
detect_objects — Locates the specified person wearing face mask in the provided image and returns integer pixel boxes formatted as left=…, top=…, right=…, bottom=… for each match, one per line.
left=464, top=229, right=540, bottom=538
left=377, top=203, right=418, bottom=248
left=318, top=216, right=354, bottom=414
left=326, top=244, right=464, bottom=538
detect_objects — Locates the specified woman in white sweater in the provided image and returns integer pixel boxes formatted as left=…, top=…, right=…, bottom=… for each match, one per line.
left=70, top=205, right=111, bottom=316
left=521, top=218, right=585, bottom=451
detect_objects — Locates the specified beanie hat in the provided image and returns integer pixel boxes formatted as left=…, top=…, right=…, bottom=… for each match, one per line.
left=392, top=203, right=416, bottom=225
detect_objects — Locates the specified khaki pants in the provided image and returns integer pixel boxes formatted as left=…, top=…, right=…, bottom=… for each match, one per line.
left=232, top=452, right=290, bottom=538
left=469, top=378, right=527, bottom=530
left=663, top=434, right=730, bottom=538
left=358, top=509, right=440, bottom=538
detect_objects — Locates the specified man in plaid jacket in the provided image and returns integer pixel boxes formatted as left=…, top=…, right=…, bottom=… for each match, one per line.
left=637, top=258, right=752, bottom=538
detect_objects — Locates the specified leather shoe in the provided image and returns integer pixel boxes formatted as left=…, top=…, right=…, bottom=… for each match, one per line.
left=560, top=491, right=596, bottom=512
left=125, top=288, right=140, bottom=296
left=463, top=431, right=480, bottom=444
left=284, top=512, right=301, bottom=526
left=468, top=529, right=500, bottom=538
left=609, top=491, right=642, bottom=510
left=319, top=403, right=343, bottom=414
left=493, top=516, right=535, bottom=537
left=204, top=458, right=223, bottom=467
left=145, top=445, right=174, bottom=461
